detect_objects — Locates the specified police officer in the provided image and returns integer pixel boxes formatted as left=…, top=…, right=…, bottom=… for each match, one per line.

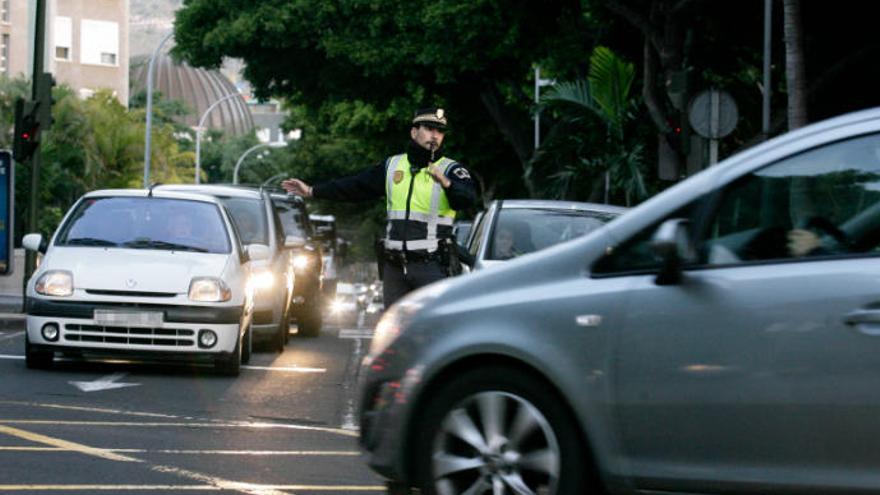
left=281, top=107, right=476, bottom=307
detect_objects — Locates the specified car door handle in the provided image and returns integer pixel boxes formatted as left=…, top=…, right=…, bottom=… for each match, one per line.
left=844, top=310, right=880, bottom=336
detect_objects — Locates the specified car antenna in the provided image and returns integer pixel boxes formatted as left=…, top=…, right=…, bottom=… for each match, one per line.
left=148, top=182, right=163, bottom=197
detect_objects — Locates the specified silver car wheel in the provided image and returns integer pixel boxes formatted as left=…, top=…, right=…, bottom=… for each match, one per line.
left=431, top=391, right=560, bottom=495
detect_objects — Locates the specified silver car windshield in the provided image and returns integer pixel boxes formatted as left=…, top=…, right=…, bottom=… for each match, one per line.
left=56, top=197, right=231, bottom=254
left=488, top=208, right=617, bottom=260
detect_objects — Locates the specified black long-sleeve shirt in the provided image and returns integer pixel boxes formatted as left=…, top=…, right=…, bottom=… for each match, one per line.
left=311, top=158, right=477, bottom=211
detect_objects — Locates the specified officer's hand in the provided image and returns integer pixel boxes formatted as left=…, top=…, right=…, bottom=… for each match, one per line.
left=281, top=178, right=313, bottom=198
left=427, top=165, right=451, bottom=188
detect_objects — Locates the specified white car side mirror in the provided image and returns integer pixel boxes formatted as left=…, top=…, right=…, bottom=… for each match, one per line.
left=285, top=235, right=307, bottom=249
left=246, top=243, right=271, bottom=262
left=22, top=233, right=44, bottom=253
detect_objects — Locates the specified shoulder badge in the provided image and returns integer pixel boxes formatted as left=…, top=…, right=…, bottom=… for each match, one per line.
left=393, top=170, right=404, bottom=184
left=453, top=167, right=471, bottom=180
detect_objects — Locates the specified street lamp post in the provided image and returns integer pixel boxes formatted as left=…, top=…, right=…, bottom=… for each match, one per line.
left=194, top=93, right=244, bottom=184
left=534, top=66, right=555, bottom=150
left=143, top=31, right=174, bottom=188
left=233, top=141, right=287, bottom=185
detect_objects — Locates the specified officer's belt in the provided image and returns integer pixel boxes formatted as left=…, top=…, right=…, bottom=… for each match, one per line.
left=385, top=249, right=443, bottom=265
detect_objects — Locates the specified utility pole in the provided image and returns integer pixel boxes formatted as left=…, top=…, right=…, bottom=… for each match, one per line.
left=24, top=0, right=49, bottom=289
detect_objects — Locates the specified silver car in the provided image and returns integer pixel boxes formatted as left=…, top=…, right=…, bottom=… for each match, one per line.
left=359, top=106, right=880, bottom=494
left=466, top=199, right=626, bottom=271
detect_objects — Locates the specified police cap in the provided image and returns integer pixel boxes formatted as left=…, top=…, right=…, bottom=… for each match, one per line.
left=412, top=107, right=448, bottom=130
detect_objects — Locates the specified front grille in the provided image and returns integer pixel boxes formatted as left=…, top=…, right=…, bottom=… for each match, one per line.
left=85, top=290, right=177, bottom=298
left=64, top=324, right=195, bottom=347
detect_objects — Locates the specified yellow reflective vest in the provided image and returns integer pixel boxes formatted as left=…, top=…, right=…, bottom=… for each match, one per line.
left=384, top=153, right=457, bottom=252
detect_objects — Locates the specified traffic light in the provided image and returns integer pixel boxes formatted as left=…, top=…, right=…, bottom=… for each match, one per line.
left=35, top=72, right=55, bottom=130
left=13, top=98, right=39, bottom=163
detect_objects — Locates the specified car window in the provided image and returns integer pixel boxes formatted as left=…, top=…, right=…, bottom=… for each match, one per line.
left=217, top=197, right=268, bottom=246
left=487, top=207, right=616, bottom=260
left=467, top=211, right=489, bottom=257
left=274, top=201, right=306, bottom=238
left=593, top=132, right=880, bottom=275
left=56, top=197, right=231, bottom=253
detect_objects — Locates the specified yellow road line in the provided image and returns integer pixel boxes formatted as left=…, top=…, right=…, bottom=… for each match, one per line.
left=0, top=420, right=358, bottom=437
left=0, top=485, right=385, bottom=492
left=0, top=425, right=140, bottom=462
left=0, top=446, right=360, bottom=456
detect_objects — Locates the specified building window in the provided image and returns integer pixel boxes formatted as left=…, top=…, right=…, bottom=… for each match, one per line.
left=80, top=19, right=118, bottom=66
left=1, top=34, right=8, bottom=75
left=1, top=0, right=9, bottom=23
left=54, top=17, right=72, bottom=61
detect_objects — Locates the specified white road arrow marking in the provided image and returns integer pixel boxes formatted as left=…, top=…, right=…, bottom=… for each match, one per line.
left=68, top=372, right=141, bottom=393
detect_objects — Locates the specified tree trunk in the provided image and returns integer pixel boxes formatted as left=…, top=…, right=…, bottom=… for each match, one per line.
left=783, top=0, right=808, bottom=129
left=478, top=81, right=537, bottom=197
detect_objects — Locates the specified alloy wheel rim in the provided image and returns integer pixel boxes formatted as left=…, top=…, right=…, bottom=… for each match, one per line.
left=431, top=391, right=560, bottom=495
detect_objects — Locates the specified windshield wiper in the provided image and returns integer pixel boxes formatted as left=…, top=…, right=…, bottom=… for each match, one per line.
left=63, top=237, right=118, bottom=247
left=122, top=239, right=209, bottom=252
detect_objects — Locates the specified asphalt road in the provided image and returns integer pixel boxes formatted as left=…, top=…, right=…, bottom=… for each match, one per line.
left=0, top=311, right=384, bottom=494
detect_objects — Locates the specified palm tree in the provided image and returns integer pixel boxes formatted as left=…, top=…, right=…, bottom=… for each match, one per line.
left=542, top=46, right=647, bottom=205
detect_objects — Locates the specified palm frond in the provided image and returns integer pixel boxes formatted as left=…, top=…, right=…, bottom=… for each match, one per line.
left=588, top=46, right=635, bottom=136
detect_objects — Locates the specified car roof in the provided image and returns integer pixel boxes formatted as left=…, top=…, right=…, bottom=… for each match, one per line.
left=155, top=184, right=264, bottom=200
left=83, top=188, right=224, bottom=205
left=493, top=199, right=628, bottom=215
left=309, top=214, right=335, bottom=222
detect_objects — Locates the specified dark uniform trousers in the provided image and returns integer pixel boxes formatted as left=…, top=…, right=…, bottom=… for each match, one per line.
left=383, top=258, right=447, bottom=308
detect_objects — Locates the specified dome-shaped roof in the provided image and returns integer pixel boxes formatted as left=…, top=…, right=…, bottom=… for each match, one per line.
left=131, top=53, right=254, bottom=137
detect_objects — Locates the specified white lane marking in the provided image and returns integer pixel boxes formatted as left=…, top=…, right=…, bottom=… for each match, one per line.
left=69, top=372, right=141, bottom=392
left=0, top=446, right=360, bottom=456
left=0, top=485, right=385, bottom=492
left=0, top=420, right=359, bottom=438
left=0, top=331, right=23, bottom=341
left=241, top=365, right=326, bottom=373
left=338, top=329, right=374, bottom=339
left=0, top=401, right=180, bottom=419
left=0, top=355, right=326, bottom=373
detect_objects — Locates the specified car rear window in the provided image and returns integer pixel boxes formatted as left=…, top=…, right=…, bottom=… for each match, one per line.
left=56, top=197, right=231, bottom=254
left=217, top=197, right=269, bottom=246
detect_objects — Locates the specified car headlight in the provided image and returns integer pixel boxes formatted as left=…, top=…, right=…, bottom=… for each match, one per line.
left=249, top=267, right=275, bottom=290
left=292, top=254, right=311, bottom=270
left=330, top=299, right=346, bottom=313
left=35, top=270, right=74, bottom=297
left=189, top=277, right=231, bottom=302
left=367, top=279, right=454, bottom=363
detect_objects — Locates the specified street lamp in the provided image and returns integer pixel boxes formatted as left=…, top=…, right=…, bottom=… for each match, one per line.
left=194, top=92, right=245, bottom=184
left=533, top=66, right=555, bottom=150
left=233, top=141, right=288, bottom=185
left=143, top=31, right=174, bottom=188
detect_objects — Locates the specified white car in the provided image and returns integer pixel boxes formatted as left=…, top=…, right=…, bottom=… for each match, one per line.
left=157, top=185, right=294, bottom=351
left=22, top=189, right=267, bottom=375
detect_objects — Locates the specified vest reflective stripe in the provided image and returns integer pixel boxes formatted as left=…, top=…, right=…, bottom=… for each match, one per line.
left=386, top=210, right=454, bottom=225
left=385, top=154, right=457, bottom=252
left=384, top=239, right=440, bottom=251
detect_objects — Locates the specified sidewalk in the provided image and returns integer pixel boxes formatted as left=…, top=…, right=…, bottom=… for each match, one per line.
left=0, top=249, right=27, bottom=329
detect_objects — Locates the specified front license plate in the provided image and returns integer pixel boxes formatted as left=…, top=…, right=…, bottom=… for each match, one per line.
left=94, top=310, right=164, bottom=327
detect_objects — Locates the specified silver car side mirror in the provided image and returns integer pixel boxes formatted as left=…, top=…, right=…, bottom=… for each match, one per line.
left=651, top=218, right=696, bottom=285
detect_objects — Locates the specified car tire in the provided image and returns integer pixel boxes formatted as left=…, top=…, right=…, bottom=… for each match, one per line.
left=215, top=332, right=242, bottom=376
left=25, top=335, right=53, bottom=370
left=297, top=306, right=322, bottom=338
left=413, top=367, right=591, bottom=495
left=241, top=325, right=252, bottom=365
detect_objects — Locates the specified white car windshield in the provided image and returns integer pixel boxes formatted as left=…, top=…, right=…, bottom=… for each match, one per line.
left=56, top=197, right=231, bottom=254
